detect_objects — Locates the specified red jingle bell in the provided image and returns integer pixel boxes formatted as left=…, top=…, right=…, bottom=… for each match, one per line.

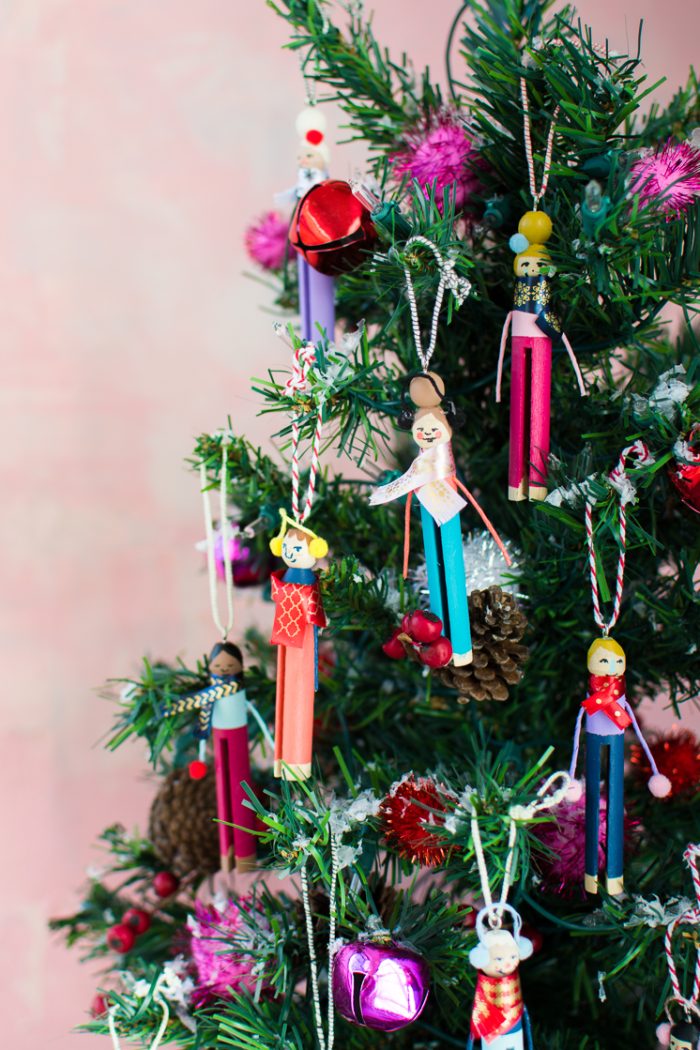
left=290, top=179, right=378, bottom=275
left=669, top=426, right=700, bottom=514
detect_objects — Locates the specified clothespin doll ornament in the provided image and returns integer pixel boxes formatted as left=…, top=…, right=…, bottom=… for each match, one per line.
left=163, top=445, right=257, bottom=874
left=269, top=339, right=329, bottom=780
left=568, top=442, right=670, bottom=895
left=496, top=79, right=586, bottom=502
left=655, top=844, right=700, bottom=1050
left=370, top=237, right=510, bottom=667
left=466, top=773, right=570, bottom=1049
left=467, top=905, right=534, bottom=1050
left=269, top=511, right=328, bottom=780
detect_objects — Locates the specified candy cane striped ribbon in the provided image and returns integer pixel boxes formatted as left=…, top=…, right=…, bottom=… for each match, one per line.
left=284, top=343, right=324, bottom=524
left=664, top=907, right=700, bottom=1007
left=685, top=844, right=700, bottom=907
left=585, top=440, right=653, bottom=635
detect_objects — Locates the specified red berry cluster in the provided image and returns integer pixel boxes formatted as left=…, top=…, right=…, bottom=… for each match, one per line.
left=105, top=872, right=179, bottom=954
left=382, top=610, right=452, bottom=668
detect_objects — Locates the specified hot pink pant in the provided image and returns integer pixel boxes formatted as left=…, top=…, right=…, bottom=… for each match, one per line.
left=508, top=335, right=551, bottom=493
left=213, top=726, right=257, bottom=868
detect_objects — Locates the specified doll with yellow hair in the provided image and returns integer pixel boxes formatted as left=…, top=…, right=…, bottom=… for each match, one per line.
left=269, top=510, right=328, bottom=780
left=496, top=211, right=586, bottom=502
left=568, top=636, right=670, bottom=895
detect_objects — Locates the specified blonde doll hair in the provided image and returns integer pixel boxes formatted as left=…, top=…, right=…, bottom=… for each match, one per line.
left=587, top=636, right=626, bottom=663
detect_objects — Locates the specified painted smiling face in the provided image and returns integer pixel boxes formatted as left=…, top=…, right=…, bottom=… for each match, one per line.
left=481, top=931, right=520, bottom=978
left=281, top=528, right=318, bottom=570
left=587, top=637, right=626, bottom=677
left=412, top=411, right=451, bottom=450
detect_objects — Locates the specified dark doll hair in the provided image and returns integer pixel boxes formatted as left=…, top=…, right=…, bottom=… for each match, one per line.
left=397, top=373, right=464, bottom=431
left=670, top=1022, right=700, bottom=1044
left=209, top=641, right=243, bottom=665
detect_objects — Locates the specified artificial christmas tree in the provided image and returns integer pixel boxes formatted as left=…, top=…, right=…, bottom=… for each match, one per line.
left=52, top=2, right=700, bottom=1047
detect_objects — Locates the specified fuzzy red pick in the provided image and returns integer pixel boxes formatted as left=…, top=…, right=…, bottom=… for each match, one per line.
left=630, top=728, right=700, bottom=800
left=379, top=774, right=456, bottom=867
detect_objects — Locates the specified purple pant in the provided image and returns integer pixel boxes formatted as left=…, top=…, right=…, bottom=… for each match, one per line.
left=508, top=335, right=551, bottom=498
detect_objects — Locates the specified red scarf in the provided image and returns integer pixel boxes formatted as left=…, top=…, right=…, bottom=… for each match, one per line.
left=470, top=972, right=523, bottom=1040
left=581, top=674, right=631, bottom=729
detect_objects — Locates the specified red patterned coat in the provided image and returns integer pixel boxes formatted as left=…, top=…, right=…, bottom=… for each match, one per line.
left=270, top=571, right=327, bottom=648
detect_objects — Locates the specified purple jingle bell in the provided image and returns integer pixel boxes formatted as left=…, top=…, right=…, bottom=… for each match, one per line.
left=332, top=941, right=430, bottom=1032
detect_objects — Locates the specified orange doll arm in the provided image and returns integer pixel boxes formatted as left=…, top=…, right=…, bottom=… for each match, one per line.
left=455, top=479, right=512, bottom=567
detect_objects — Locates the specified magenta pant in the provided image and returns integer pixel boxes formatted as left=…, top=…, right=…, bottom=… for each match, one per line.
left=508, top=335, right=552, bottom=495
left=213, top=727, right=257, bottom=870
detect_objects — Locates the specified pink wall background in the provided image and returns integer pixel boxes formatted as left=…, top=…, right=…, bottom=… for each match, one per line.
left=0, top=2, right=697, bottom=1047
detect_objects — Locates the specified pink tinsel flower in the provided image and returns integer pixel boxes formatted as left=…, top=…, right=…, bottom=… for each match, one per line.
left=187, top=895, right=270, bottom=1005
left=533, top=794, right=639, bottom=901
left=629, top=139, right=700, bottom=217
left=244, top=210, right=292, bottom=270
left=390, top=109, right=484, bottom=214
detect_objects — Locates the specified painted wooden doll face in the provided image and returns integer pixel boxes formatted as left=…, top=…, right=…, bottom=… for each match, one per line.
left=588, top=644, right=626, bottom=677
left=412, top=411, right=451, bottom=450
left=481, top=931, right=520, bottom=977
left=297, top=146, right=326, bottom=170
left=210, top=650, right=243, bottom=678
left=515, top=252, right=549, bottom=278
left=281, top=529, right=317, bottom=570
left=669, top=1030, right=700, bottom=1050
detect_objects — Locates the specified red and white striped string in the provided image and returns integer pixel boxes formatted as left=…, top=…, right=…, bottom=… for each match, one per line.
left=662, top=847, right=700, bottom=1015
left=585, top=440, right=652, bottom=635
left=520, top=78, right=560, bottom=210
left=284, top=343, right=324, bottom=524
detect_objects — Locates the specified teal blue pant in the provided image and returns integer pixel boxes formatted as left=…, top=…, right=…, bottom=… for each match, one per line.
left=420, top=505, right=472, bottom=660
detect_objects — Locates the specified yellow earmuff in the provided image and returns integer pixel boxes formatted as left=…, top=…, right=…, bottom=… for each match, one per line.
left=308, top=535, right=329, bottom=559
left=269, top=534, right=283, bottom=556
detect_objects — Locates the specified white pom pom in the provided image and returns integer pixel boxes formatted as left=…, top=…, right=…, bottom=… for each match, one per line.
left=648, top=773, right=672, bottom=798
left=656, top=1021, right=671, bottom=1046
left=566, top=779, right=584, bottom=803
left=296, top=107, right=327, bottom=137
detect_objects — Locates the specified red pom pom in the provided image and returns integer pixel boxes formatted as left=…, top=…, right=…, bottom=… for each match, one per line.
left=90, top=994, right=109, bottom=1018
left=379, top=775, right=456, bottom=867
left=122, top=907, right=151, bottom=935
left=306, top=129, right=323, bottom=146
left=152, top=871, right=180, bottom=898
left=189, top=760, right=208, bottom=780
left=106, top=923, right=135, bottom=954
left=630, top=729, right=700, bottom=799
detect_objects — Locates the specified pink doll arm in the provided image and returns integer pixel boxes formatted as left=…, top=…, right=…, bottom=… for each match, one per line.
left=620, top=699, right=670, bottom=796
left=561, top=332, right=587, bottom=397
left=496, top=313, right=513, bottom=404
left=454, top=480, right=512, bottom=567
left=568, top=707, right=585, bottom=780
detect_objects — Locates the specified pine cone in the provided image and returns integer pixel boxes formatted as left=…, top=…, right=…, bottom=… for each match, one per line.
left=435, top=586, right=529, bottom=702
left=148, top=767, right=220, bottom=879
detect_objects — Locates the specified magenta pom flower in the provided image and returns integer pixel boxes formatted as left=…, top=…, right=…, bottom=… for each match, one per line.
left=390, top=109, right=484, bottom=214
left=533, top=794, right=638, bottom=900
left=187, top=896, right=270, bottom=1005
left=244, top=210, right=292, bottom=270
left=629, top=139, right=700, bottom=217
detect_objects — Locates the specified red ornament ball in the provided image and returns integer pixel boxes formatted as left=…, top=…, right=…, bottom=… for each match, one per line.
left=380, top=775, right=456, bottom=867
left=630, top=729, right=700, bottom=799
left=90, top=994, right=109, bottom=1018
left=189, top=760, right=208, bottom=781
left=669, top=429, right=700, bottom=514
left=106, top=923, right=136, bottom=954
left=122, top=907, right=151, bottom=935
left=290, top=179, right=378, bottom=275
left=152, top=871, right=180, bottom=898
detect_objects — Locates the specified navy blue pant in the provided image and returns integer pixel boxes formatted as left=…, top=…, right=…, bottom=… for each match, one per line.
left=585, top=732, right=624, bottom=881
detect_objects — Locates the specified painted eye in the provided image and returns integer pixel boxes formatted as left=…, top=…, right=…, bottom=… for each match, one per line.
left=600, top=656, right=608, bottom=663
